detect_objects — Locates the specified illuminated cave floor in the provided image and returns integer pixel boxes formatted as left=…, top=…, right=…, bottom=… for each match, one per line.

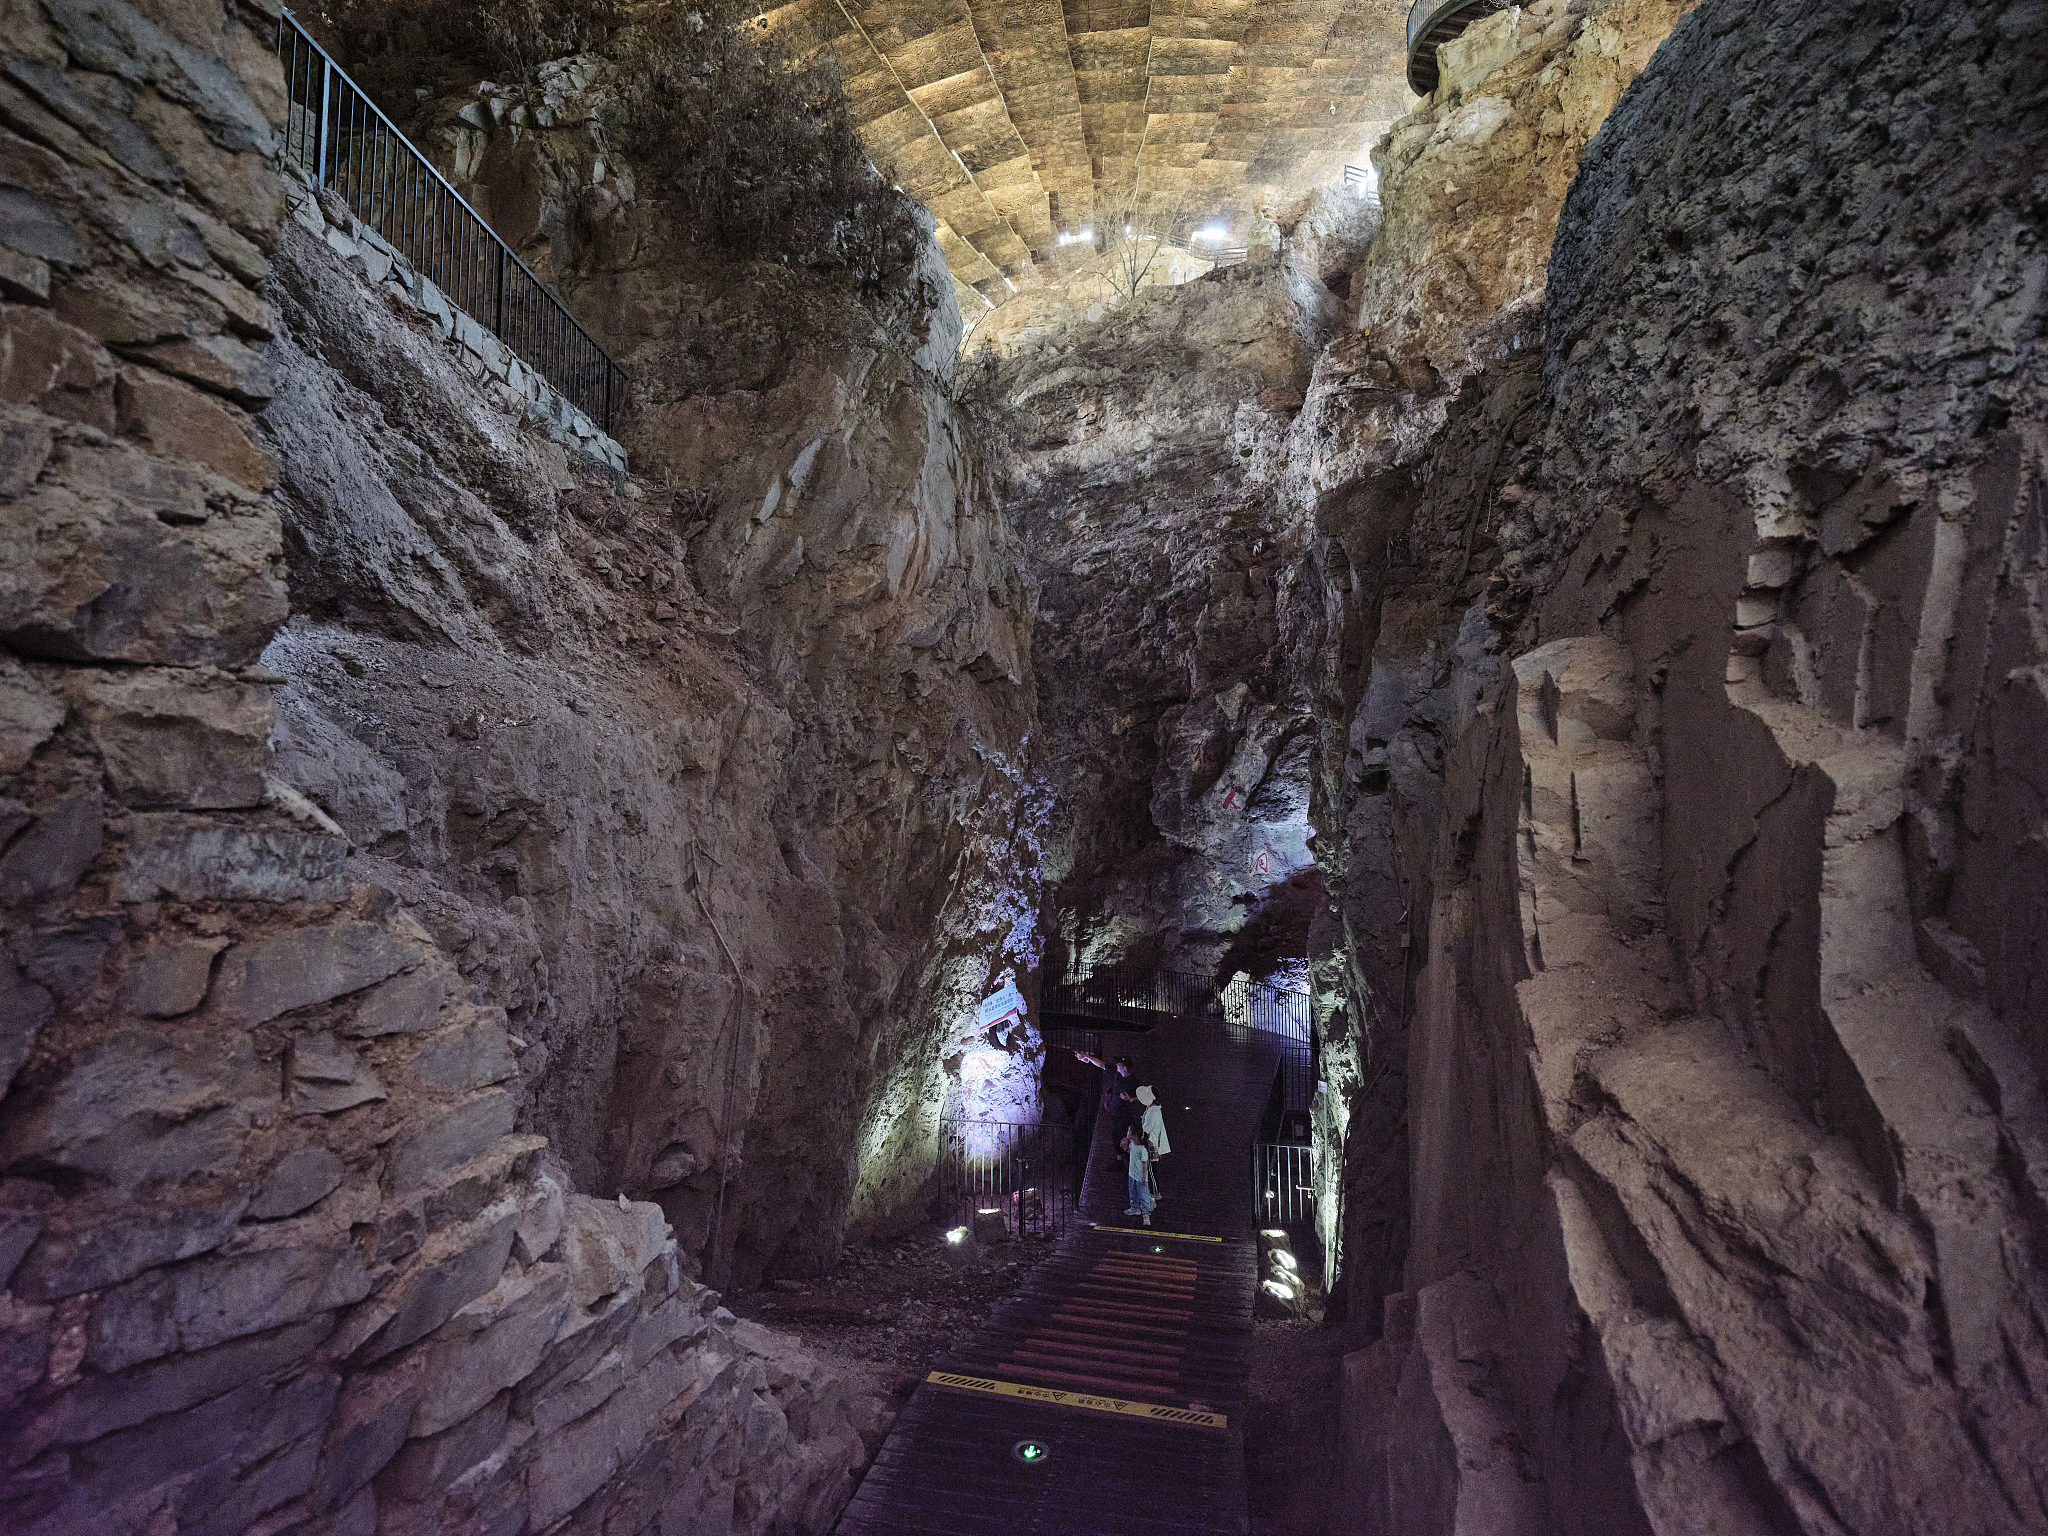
left=834, top=1016, right=1286, bottom=1535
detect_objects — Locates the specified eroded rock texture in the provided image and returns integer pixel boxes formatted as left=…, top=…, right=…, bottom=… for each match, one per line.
left=0, top=1, right=1036, bottom=1532
left=373, top=70, right=1045, bottom=1257
left=1288, top=0, right=1699, bottom=1345
left=986, top=248, right=1352, bottom=974
left=1308, top=0, right=2048, bottom=1528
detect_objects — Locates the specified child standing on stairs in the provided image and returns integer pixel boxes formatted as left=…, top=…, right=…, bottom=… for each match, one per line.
left=1121, top=1128, right=1154, bottom=1226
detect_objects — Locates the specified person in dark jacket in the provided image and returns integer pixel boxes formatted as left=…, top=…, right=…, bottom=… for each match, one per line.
left=1075, top=1050, right=1138, bottom=1144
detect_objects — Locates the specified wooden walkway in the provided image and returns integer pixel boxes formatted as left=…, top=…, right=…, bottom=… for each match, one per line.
left=835, top=1016, right=1286, bottom=1536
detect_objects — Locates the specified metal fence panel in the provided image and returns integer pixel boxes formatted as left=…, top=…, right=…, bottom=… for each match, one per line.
left=1041, top=962, right=1225, bottom=1028
left=274, top=10, right=625, bottom=433
left=1252, top=1141, right=1318, bottom=1230
left=937, top=1119, right=1077, bottom=1241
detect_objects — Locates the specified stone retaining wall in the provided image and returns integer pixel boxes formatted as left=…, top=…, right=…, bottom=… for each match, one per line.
left=282, top=171, right=627, bottom=479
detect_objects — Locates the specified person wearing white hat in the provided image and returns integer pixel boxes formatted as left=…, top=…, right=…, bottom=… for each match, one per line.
left=1137, top=1085, right=1169, bottom=1203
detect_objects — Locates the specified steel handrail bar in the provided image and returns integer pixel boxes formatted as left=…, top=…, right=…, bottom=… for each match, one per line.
left=275, top=9, right=625, bottom=432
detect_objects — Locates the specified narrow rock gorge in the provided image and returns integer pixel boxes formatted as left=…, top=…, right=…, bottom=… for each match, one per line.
left=1, top=0, right=2044, bottom=1530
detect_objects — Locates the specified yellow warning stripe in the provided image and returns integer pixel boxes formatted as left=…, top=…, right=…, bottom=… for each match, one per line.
left=1090, top=1224, right=1224, bottom=1243
left=927, top=1372, right=1228, bottom=1429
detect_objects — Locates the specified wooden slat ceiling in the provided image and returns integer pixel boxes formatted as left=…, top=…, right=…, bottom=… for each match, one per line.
left=761, top=0, right=1412, bottom=303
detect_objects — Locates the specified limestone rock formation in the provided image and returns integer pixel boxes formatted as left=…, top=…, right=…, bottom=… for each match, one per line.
left=0, top=1, right=1041, bottom=1531
left=5, top=0, right=2047, bottom=1527
left=981, top=255, right=1324, bottom=975
left=1293, top=0, right=2048, bottom=1527
left=382, top=60, right=1044, bottom=1266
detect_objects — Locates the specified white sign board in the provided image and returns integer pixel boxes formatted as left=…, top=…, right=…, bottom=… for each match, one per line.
left=976, top=976, right=1027, bottom=1030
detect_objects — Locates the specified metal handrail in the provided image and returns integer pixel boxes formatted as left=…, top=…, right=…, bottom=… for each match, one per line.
left=1041, top=962, right=1225, bottom=1028
left=1252, top=1141, right=1317, bottom=1228
left=1405, top=0, right=1511, bottom=95
left=274, top=11, right=626, bottom=434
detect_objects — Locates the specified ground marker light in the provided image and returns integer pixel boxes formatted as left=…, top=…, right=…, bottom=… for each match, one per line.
left=1012, top=1438, right=1051, bottom=1464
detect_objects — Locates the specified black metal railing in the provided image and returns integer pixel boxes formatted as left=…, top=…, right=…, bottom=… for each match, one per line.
left=937, top=1118, right=1076, bottom=1240
left=274, top=10, right=625, bottom=433
left=1342, top=165, right=1382, bottom=205
left=1223, top=973, right=1310, bottom=1042
left=1041, top=963, right=1223, bottom=1031
left=1405, top=0, right=1510, bottom=95
left=1227, top=973, right=1313, bottom=1109
left=1252, top=1141, right=1317, bottom=1229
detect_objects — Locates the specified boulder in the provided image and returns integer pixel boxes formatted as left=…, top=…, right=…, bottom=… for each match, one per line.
left=114, top=814, right=347, bottom=902
left=289, top=1032, right=388, bottom=1115
left=409, top=1262, right=573, bottom=1437
left=0, top=471, right=285, bottom=667
left=0, top=1024, right=278, bottom=1192
left=249, top=1145, right=347, bottom=1220
left=344, top=962, right=463, bottom=1038
left=0, top=787, right=102, bottom=905
left=0, top=655, right=63, bottom=772
left=120, top=934, right=230, bottom=1017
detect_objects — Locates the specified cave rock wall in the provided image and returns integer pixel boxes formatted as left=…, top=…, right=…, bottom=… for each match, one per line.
left=0, top=2, right=1038, bottom=1532
left=376, top=69, right=1043, bottom=1254
left=988, top=261, right=1325, bottom=976
left=1319, top=0, right=2048, bottom=1528
left=1286, top=0, right=1696, bottom=1338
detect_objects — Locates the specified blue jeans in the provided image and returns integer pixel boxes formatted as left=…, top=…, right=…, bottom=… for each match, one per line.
left=1128, top=1175, right=1155, bottom=1216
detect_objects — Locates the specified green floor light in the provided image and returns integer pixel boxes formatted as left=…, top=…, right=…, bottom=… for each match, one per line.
left=1012, top=1439, right=1051, bottom=1465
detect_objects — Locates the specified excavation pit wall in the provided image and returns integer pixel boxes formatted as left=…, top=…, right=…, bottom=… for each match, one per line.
left=0, top=0, right=1037, bottom=1531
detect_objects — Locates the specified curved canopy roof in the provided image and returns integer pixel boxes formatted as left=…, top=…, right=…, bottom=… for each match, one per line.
left=762, top=0, right=1417, bottom=306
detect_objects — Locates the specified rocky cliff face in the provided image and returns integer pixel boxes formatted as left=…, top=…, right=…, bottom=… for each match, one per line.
left=380, top=64, right=1043, bottom=1260
left=1300, top=0, right=2048, bottom=1527
left=0, top=1, right=1038, bottom=1532
left=983, top=239, right=1362, bottom=976
left=1282, top=0, right=1699, bottom=1338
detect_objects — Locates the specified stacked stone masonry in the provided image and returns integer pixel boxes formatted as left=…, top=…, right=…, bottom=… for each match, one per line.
left=282, top=170, right=626, bottom=478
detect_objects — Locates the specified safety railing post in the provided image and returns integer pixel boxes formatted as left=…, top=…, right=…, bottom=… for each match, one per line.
left=315, top=55, right=331, bottom=188
left=274, top=9, right=622, bottom=438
